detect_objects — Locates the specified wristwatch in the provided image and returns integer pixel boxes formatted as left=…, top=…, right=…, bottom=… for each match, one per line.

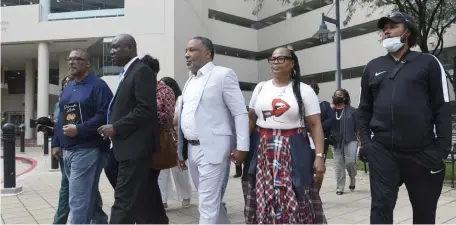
left=316, top=153, right=325, bottom=158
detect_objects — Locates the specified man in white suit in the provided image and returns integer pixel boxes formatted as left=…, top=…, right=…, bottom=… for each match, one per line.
left=177, top=36, right=249, bottom=224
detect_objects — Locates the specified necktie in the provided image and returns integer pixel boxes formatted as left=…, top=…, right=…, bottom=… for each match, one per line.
left=107, top=68, right=125, bottom=124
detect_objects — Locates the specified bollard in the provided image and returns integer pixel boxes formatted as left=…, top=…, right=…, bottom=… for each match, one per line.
left=19, top=124, right=25, bottom=153
left=43, top=131, right=49, bottom=155
left=2, top=123, right=17, bottom=188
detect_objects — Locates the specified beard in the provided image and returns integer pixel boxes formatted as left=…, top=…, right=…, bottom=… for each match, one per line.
left=187, top=58, right=206, bottom=75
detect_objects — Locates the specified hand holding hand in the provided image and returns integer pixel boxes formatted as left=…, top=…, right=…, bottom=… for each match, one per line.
left=231, top=150, right=248, bottom=165
left=177, top=159, right=188, bottom=171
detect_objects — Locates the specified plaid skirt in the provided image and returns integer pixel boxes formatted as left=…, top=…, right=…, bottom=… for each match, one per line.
left=242, top=178, right=327, bottom=224
left=242, top=128, right=327, bottom=224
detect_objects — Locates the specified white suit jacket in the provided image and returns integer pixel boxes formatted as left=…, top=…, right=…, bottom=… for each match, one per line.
left=177, top=62, right=249, bottom=164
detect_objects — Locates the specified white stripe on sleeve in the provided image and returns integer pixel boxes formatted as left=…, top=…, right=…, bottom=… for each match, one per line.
left=430, top=54, right=450, bottom=103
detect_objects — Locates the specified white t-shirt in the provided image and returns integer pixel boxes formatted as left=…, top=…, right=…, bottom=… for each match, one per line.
left=249, top=80, right=321, bottom=130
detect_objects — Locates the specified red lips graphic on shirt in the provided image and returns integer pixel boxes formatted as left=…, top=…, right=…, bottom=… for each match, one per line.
left=261, top=98, right=291, bottom=120
left=271, top=98, right=290, bottom=116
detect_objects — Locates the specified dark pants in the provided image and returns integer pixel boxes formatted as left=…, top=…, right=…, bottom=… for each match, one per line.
left=368, top=141, right=445, bottom=224
left=109, top=157, right=168, bottom=224
left=323, top=139, right=330, bottom=162
left=235, top=164, right=242, bottom=176
left=53, top=160, right=70, bottom=224
left=104, top=151, right=118, bottom=188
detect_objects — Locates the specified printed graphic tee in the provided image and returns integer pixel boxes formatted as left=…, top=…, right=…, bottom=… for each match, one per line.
left=249, top=80, right=320, bottom=130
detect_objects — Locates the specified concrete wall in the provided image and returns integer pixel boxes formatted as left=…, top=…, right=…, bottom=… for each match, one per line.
left=1, top=0, right=176, bottom=80
left=172, top=0, right=257, bottom=104
left=2, top=0, right=455, bottom=108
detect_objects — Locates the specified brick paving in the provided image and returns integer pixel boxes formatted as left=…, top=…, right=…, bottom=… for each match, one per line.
left=1, top=147, right=456, bottom=224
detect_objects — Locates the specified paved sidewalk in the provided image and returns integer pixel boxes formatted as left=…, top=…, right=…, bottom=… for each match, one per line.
left=0, top=158, right=30, bottom=182
left=1, top=147, right=456, bottom=224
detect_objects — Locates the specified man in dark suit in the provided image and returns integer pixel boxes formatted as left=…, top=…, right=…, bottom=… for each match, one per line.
left=98, top=34, right=168, bottom=224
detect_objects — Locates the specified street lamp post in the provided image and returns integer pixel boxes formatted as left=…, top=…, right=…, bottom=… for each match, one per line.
left=313, top=0, right=342, bottom=89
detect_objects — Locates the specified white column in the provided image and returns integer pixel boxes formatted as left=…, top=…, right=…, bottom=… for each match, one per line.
left=37, top=42, right=49, bottom=146
left=286, top=11, right=293, bottom=50
left=37, top=42, right=49, bottom=119
left=24, top=59, right=35, bottom=139
left=40, top=0, right=50, bottom=21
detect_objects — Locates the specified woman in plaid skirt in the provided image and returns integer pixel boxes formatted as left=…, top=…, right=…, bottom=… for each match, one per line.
left=245, top=47, right=327, bottom=224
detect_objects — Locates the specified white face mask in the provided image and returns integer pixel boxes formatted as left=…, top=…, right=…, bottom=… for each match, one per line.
left=382, top=37, right=404, bottom=53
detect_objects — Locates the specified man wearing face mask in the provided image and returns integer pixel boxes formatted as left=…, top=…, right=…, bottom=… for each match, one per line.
left=358, top=12, right=452, bottom=224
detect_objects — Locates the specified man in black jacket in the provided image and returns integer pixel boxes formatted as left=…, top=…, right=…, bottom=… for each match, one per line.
left=358, top=12, right=452, bottom=224
left=98, top=34, right=167, bottom=224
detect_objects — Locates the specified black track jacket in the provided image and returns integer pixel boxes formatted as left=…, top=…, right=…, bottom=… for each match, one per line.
left=358, top=50, right=452, bottom=156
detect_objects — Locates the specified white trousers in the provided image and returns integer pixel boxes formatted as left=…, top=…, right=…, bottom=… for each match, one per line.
left=158, top=165, right=192, bottom=203
left=188, top=144, right=230, bottom=224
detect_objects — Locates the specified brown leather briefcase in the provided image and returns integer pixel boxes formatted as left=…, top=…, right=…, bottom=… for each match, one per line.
left=151, top=123, right=178, bottom=170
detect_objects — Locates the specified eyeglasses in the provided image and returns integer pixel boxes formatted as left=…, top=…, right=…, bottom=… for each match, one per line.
left=65, top=57, right=87, bottom=63
left=267, top=56, right=292, bottom=64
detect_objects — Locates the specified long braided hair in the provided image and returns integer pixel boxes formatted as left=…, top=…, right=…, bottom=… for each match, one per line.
left=284, top=47, right=305, bottom=123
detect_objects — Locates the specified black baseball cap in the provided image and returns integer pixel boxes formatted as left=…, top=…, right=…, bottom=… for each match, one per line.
left=377, top=12, right=416, bottom=30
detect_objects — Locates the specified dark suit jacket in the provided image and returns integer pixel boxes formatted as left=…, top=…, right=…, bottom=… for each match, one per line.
left=109, top=59, right=160, bottom=161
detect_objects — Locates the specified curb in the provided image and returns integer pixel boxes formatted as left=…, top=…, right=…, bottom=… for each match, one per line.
left=0, top=156, right=38, bottom=178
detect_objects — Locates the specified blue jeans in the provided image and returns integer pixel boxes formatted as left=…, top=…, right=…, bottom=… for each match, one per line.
left=63, top=148, right=107, bottom=224
left=53, top=160, right=69, bottom=224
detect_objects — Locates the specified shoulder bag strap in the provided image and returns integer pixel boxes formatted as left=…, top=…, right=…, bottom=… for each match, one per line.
left=375, top=52, right=421, bottom=100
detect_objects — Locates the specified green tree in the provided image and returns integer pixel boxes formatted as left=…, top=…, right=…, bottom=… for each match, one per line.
left=247, top=0, right=456, bottom=97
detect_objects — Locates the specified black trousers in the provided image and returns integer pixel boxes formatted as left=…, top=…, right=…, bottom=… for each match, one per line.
left=323, top=139, right=330, bottom=162
left=235, top=164, right=243, bottom=175
left=109, top=157, right=168, bottom=224
left=368, top=141, right=445, bottom=224
left=104, top=151, right=118, bottom=188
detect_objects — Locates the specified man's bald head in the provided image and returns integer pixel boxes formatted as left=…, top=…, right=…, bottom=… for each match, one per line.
left=116, top=34, right=137, bottom=49
left=110, top=34, right=138, bottom=67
